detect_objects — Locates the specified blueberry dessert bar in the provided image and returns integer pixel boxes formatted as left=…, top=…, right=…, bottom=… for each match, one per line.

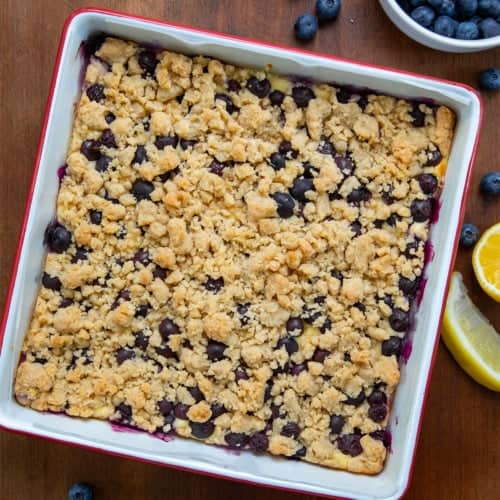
left=14, top=37, right=455, bottom=474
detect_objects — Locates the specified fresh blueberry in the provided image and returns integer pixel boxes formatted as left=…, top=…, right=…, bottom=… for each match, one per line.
left=294, top=13, right=318, bottom=41
left=204, top=277, right=224, bottom=293
left=190, top=421, right=215, bottom=439
left=269, top=152, right=286, bottom=170
left=133, top=145, right=148, bottom=164
left=479, top=0, right=500, bottom=16
left=131, top=179, right=154, bottom=200
left=418, top=173, right=438, bottom=194
left=269, top=90, right=285, bottom=106
left=410, top=0, right=427, bottom=6
left=292, top=86, right=316, bottom=107
left=155, top=134, right=179, bottom=149
left=479, top=172, right=500, bottom=194
left=286, top=317, right=304, bottom=334
left=42, top=272, right=61, bottom=291
left=246, top=76, right=271, bottom=98
left=271, top=192, right=295, bottom=218
left=80, top=139, right=101, bottom=161
left=68, top=482, right=94, bottom=500
left=397, top=0, right=412, bottom=12
left=116, top=348, right=135, bottom=365
left=159, top=318, right=179, bottom=340
left=433, top=15, right=459, bottom=37
left=138, top=50, right=158, bottom=76
left=290, top=176, right=315, bottom=202
left=410, top=199, right=433, bottom=222
left=456, top=21, right=480, bottom=39
left=459, top=223, right=480, bottom=247
left=315, top=0, right=341, bottom=22
left=224, top=432, right=249, bottom=449
left=429, top=0, right=457, bottom=16
left=456, top=0, right=479, bottom=19
left=206, top=340, right=226, bottom=361
left=479, top=67, right=500, bottom=90
left=389, top=308, right=410, bottom=332
left=45, top=223, right=72, bottom=253
left=411, top=6, right=436, bottom=27
left=479, top=17, right=500, bottom=37
left=86, top=83, right=105, bottom=102
left=337, top=433, right=363, bottom=457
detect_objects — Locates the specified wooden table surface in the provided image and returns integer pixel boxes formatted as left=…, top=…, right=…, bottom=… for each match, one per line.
left=1, top=1, right=499, bottom=498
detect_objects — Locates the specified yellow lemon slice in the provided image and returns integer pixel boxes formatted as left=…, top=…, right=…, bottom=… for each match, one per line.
left=441, top=272, right=500, bottom=391
left=472, top=222, right=500, bottom=302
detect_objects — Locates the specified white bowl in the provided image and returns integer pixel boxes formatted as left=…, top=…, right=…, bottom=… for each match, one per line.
left=380, top=0, right=500, bottom=52
left=0, top=7, right=483, bottom=500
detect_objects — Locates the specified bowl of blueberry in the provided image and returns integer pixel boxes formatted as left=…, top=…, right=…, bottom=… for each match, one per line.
left=380, top=0, right=500, bottom=52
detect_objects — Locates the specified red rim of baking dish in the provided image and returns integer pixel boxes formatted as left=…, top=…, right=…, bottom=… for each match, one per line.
left=0, top=7, right=483, bottom=500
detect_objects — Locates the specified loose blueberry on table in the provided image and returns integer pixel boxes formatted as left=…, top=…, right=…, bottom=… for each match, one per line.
left=68, top=482, right=93, bottom=500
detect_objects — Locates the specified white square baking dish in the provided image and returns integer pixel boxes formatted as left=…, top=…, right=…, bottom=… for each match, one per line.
left=0, top=8, right=482, bottom=500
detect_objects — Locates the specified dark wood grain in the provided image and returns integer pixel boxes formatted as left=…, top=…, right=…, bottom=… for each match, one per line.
left=1, top=1, right=499, bottom=499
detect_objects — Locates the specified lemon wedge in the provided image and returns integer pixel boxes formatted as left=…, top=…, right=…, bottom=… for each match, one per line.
left=472, top=222, right=500, bottom=302
left=442, top=272, right=500, bottom=391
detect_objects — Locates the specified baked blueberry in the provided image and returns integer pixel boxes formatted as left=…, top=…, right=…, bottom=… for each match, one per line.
left=425, top=147, right=443, bottom=166
left=156, top=345, right=176, bottom=359
left=410, top=103, right=426, bottom=127
left=71, top=247, right=88, bottom=263
left=318, top=139, right=335, bottom=155
left=410, top=199, right=433, bottom=222
left=294, top=13, right=318, bottom=41
left=80, top=139, right=101, bottom=161
left=159, top=318, right=179, bottom=339
left=271, top=192, right=295, bottom=218
left=224, top=432, right=249, bottom=449
left=86, top=83, right=105, bottom=102
left=382, top=336, right=403, bottom=357
left=134, top=331, right=149, bottom=350
left=269, top=152, right=286, bottom=170
left=208, top=159, right=226, bottom=176
left=290, top=176, right=315, bottom=202
left=180, top=139, right=197, bottom=150
left=42, top=272, right=61, bottom=291
left=95, top=155, right=111, bottom=172
left=418, top=173, right=438, bottom=194
left=411, top=6, right=436, bottom=27
left=190, top=421, right=215, bottom=439
left=227, top=79, right=241, bottom=92
left=206, top=340, right=226, bottom=361
left=368, top=404, right=387, bottom=422
left=335, top=155, right=355, bottom=175
left=336, top=88, right=351, bottom=104
left=459, top=223, right=480, bottom=247
left=389, top=308, right=410, bottom=332
left=337, top=433, right=363, bottom=457
left=133, top=248, right=150, bottom=265
left=347, top=187, right=371, bottom=205
left=116, top=348, right=135, bottom=365
left=368, top=390, right=387, bottom=405
left=211, top=403, right=227, bottom=418
left=45, top=223, right=72, bottom=253
left=135, top=304, right=149, bottom=317
left=399, top=276, right=419, bottom=296
left=100, top=129, right=116, bottom=148
left=188, top=386, right=204, bottom=403
left=158, top=399, right=174, bottom=416
left=329, top=414, right=345, bottom=434
left=292, top=446, right=307, bottom=459
left=248, top=432, right=269, bottom=452
left=105, top=112, right=116, bottom=124
left=204, top=277, right=224, bottom=292
left=292, top=86, right=315, bottom=107
left=131, top=179, right=154, bottom=200
left=236, top=303, right=250, bottom=325
left=344, top=390, right=365, bottom=406
left=152, top=266, right=167, bottom=280
left=246, top=76, right=271, bottom=98
left=215, top=93, right=238, bottom=114
left=286, top=317, right=304, bottom=334
left=277, top=336, right=299, bottom=355
left=289, top=363, right=307, bottom=375
left=351, top=221, right=362, bottom=236
left=312, top=348, right=329, bottom=362
left=155, top=134, right=179, bottom=150
left=132, top=145, right=148, bottom=164
left=174, top=403, right=189, bottom=419
left=278, top=140, right=297, bottom=157
left=235, top=365, right=249, bottom=382
left=269, top=90, right=285, bottom=106
left=138, top=50, right=158, bottom=75
left=281, top=422, right=301, bottom=439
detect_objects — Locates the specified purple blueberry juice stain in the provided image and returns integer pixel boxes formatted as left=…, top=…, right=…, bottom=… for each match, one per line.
left=110, top=422, right=144, bottom=434
left=153, top=431, right=175, bottom=443
left=424, top=241, right=435, bottom=265
left=416, top=278, right=428, bottom=306
left=430, top=199, right=441, bottom=224
left=401, top=339, right=413, bottom=364
left=57, top=165, right=67, bottom=184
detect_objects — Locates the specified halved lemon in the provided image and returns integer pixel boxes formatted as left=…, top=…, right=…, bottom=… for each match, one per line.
left=441, top=272, right=500, bottom=391
left=472, top=222, right=500, bottom=302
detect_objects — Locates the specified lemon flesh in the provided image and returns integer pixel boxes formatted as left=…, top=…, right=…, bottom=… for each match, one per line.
left=442, top=272, right=500, bottom=391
